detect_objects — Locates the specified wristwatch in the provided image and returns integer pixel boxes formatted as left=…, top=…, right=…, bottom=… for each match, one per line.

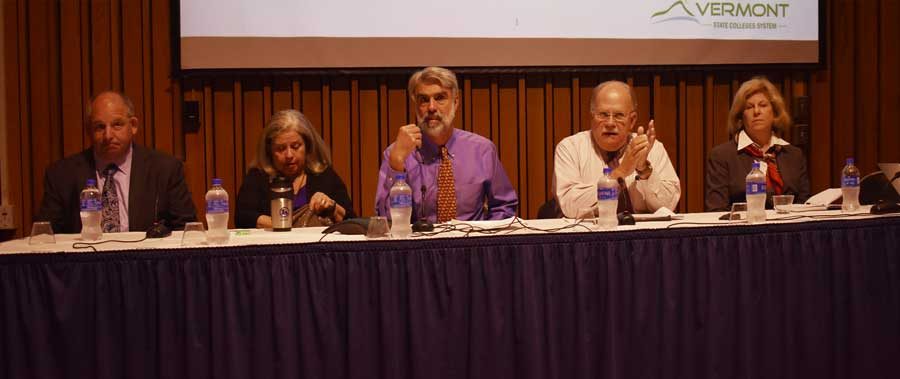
left=635, top=161, right=653, bottom=180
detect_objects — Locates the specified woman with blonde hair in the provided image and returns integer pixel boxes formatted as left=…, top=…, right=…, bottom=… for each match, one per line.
left=236, top=110, right=354, bottom=228
left=705, top=77, right=810, bottom=211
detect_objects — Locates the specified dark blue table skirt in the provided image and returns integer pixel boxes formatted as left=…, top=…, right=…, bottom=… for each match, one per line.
left=2, top=217, right=899, bottom=379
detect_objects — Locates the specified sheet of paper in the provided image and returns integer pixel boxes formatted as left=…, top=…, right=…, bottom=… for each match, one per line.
left=633, top=207, right=684, bottom=222
left=805, top=188, right=842, bottom=206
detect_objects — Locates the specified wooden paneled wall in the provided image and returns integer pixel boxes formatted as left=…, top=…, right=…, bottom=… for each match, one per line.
left=181, top=72, right=808, bottom=222
left=3, top=0, right=899, bottom=237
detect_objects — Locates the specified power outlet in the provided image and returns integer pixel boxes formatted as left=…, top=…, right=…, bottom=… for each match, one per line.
left=0, top=205, right=15, bottom=229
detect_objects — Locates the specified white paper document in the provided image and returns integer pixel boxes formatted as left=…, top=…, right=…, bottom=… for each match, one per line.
left=805, top=188, right=843, bottom=207
left=633, top=207, right=684, bottom=222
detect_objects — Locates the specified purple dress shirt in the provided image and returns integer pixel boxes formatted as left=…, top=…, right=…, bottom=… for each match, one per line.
left=375, top=129, right=518, bottom=223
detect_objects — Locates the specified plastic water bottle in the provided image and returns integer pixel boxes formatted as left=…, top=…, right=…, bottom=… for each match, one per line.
left=79, top=178, right=102, bottom=241
left=389, top=173, right=413, bottom=238
left=205, top=178, right=230, bottom=244
left=746, top=161, right=767, bottom=223
left=841, top=157, right=860, bottom=212
left=596, top=167, right=619, bottom=230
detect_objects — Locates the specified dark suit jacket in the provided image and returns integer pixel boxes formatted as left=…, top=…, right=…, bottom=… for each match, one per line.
left=705, top=139, right=811, bottom=211
left=235, top=167, right=355, bottom=228
left=36, top=145, right=197, bottom=233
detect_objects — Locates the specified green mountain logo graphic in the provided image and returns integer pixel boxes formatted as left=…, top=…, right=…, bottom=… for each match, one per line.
left=651, top=1, right=699, bottom=23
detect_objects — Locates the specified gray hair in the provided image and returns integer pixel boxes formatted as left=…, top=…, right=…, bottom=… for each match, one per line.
left=252, top=109, right=332, bottom=176
left=408, top=66, right=459, bottom=101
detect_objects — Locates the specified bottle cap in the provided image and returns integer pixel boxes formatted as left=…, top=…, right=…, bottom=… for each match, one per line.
left=212, top=178, right=223, bottom=186
left=846, top=157, right=854, bottom=165
left=603, top=167, right=612, bottom=175
left=394, top=173, right=407, bottom=181
left=86, top=178, right=97, bottom=186
left=752, top=161, right=760, bottom=169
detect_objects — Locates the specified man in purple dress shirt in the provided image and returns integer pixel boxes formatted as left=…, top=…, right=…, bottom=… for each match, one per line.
left=375, top=67, right=518, bottom=223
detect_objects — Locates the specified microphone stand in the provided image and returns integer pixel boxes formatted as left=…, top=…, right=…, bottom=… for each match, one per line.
left=411, top=121, right=434, bottom=232
left=146, top=196, right=171, bottom=238
left=412, top=148, right=434, bottom=232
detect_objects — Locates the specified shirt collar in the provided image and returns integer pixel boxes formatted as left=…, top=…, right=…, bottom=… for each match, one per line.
left=94, top=143, right=133, bottom=176
left=593, top=132, right=635, bottom=164
left=736, top=130, right=790, bottom=151
left=420, top=128, right=458, bottom=162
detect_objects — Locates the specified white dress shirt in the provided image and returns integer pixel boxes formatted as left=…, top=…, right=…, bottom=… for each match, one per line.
left=735, top=130, right=791, bottom=175
left=554, top=130, right=681, bottom=217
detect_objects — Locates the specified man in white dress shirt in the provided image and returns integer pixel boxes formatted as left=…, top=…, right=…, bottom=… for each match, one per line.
left=554, top=81, right=681, bottom=217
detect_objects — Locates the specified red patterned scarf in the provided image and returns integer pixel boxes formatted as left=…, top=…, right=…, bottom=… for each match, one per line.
left=742, top=144, right=784, bottom=195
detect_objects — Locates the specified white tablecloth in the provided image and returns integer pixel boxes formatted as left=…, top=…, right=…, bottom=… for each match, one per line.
left=0, top=207, right=887, bottom=254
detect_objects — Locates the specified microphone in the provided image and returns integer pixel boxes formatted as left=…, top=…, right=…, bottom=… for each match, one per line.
left=871, top=200, right=900, bottom=214
left=146, top=196, right=171, bottom=238
left=411, top=121, right=434, bottom=232
left=617, top=211, right=635, bottom=225
left=412, top=182, right=434, bottom=232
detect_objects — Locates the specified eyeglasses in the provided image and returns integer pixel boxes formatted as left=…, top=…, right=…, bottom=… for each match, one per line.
left=415, top=93, right=452, bottom=107
left=591, top=111, right=631, bottom=123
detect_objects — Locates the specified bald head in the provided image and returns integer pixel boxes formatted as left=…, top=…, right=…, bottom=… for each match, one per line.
left=87, top=91, right=135, bottom=121
left=590, top=81, right=637, bottom=113
left=87, top=91, right=139, bottom=161
left=589, top=81, right=638, bottom=153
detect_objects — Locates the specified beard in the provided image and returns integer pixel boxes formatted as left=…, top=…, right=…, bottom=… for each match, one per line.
left=417, top=103, right=456, bottom=138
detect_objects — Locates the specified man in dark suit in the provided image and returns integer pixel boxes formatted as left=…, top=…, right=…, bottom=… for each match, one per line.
left=36, top=91, right=196, bottom=233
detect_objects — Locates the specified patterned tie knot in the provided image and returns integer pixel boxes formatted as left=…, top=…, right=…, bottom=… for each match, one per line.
left=763, top=145, right=782, bottom=162
left=742, top=144, right=784, bottom=196
left=605, top=151, right=621, bottom=169
left=104, top=164, right=118, bottom=178
left=441, top=146, right=451, bottom=160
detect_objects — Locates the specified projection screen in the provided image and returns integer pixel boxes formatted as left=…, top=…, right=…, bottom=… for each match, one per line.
left=179, top=0, right=820, bottom=70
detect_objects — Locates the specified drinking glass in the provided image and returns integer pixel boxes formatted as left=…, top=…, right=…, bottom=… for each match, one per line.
left=366, top=216, right=390, bottom=239
left=28, top=221, right=56, bottom=245
left=181, top=222, right=207, bottom=246
left=773, top=195, right=795, bottom=214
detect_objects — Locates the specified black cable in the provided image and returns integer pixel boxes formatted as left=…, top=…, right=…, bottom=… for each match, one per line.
left=665, top=212, right=876, bottom=229
left=806, top=213, right=872, bottom=220
left=72, top=236, right=149, bottom=252
left=665, top=221, right=743, bottom=228
left=318, top=211, right=881, bottom=241
left=412, top=216, right=595, bottom=237
left=789, top=207, right=832, bottom=213
left=763, top=215, right=808, bottom=221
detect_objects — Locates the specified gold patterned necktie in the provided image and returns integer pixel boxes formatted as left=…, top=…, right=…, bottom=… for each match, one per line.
left=436, top=146, right=457, bottom=223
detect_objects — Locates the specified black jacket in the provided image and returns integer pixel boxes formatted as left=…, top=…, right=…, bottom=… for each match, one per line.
left=36, top=145, right=197, bottom=233
left=235, top=167, right=355, bottom=228
left=705, top=140, right=811, bottom=211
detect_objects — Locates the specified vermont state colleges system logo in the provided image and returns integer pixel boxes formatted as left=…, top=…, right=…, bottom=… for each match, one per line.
left=651, top=0, right=791, bottom=30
